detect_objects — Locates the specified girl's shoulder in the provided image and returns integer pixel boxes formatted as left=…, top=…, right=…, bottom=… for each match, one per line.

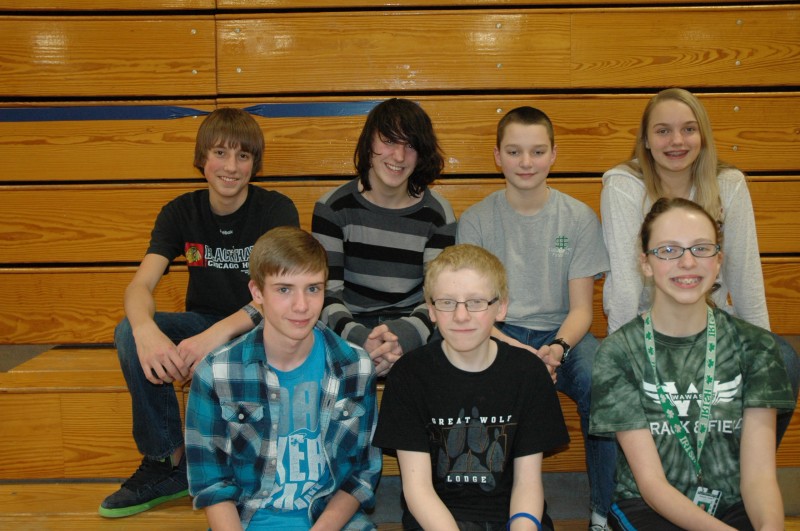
left=716, top=165, right=746, bottom=185
left=602, top=162, right=645, bottom=189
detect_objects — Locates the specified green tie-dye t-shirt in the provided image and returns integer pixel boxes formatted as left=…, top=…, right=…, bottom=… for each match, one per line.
left=590, top=308, right=794, bottom=514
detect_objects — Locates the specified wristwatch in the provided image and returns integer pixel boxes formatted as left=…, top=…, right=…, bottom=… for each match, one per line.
left=548, top=337, right=572, bottom=362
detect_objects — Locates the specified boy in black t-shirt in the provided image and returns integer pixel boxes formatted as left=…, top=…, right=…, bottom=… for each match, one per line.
left=373, top=244, right=569, bottom=530
left=99, top=108, right=299, bottom=518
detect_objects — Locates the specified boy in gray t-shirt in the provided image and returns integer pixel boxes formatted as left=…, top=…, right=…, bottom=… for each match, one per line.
left=457, top=106, right=613, bottom=531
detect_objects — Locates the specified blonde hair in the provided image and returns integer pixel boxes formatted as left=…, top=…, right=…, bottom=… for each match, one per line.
left=249, top=227, right=328, bottom=290
left=627, top=88, right=725, bottom=222
left=424, top=244, right=508, bottom=302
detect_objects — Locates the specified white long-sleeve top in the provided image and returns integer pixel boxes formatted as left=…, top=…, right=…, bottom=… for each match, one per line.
left=600, top=164, right=770, bottom=334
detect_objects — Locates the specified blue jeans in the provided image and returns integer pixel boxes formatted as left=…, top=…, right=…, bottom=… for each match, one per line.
left=115, top=311, right=221, bottom=459
left=773, top=333, right=800, bottom=444
left=498, top=323, right=616, bottom=518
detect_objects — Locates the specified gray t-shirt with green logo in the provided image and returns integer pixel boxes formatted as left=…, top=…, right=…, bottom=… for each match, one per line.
left=590, top=308, right=794, bottom=513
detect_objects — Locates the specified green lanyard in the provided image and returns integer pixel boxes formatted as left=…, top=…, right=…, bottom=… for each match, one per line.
left=643, top=307, right=716, bottom=485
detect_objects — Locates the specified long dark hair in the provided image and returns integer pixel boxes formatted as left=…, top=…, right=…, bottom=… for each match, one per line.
left=354, top=98, right=443, bottom=197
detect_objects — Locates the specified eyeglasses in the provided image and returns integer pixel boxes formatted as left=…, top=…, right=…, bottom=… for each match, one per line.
left=430, top=297, right=499, bottom=312
left=647, top=244, right=721, bottom=260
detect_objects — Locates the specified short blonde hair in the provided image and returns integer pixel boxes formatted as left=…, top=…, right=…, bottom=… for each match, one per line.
left=424, top=244, right=508, bottom=302
left=249, top=227, right=327, bottom=290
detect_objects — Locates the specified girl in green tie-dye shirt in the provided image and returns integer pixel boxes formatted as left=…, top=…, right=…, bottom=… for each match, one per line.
left=590, top=198, right=794, bottom=531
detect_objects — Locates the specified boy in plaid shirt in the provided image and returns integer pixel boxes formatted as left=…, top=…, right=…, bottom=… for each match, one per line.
left=186, top=226, right=380, bottom=530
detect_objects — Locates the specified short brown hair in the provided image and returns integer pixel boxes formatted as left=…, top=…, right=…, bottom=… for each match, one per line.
left=496, top=106, right=554, bottom=148
left=424, top=244, right=508, bottom=302
left=193, top=108, right=264, bottom=178
left=640, top=197, right=722, bottom=254
left=249, top=226, right=328, bottom=290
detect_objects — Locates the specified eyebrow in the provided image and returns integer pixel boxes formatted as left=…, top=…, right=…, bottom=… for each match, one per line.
left=651, top=120, right=699, bottom=128
left=503, top=143, right=549, bottom=149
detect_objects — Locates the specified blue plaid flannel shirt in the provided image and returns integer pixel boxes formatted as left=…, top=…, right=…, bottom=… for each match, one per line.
left=185, top=321, right=381, bottom=529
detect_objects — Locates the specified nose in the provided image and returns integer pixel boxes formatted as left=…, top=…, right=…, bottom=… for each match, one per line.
left=222, top=152, right=237, bottom=171
left=670, top=130, right=684, bottom=145
left=292, top=292, right=309, bottom=312
left=453, top=302, right=471, bottom=321
left=677, top=249, right=697, bottom=267
left=391, top=143, right=407, bottom=161
left=520, top=152, right=533, bottom=168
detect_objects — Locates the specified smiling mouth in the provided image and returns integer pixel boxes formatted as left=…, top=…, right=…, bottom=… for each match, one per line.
left=671, top=276, right=702, bottom=287
left=664, top=150, right=688, bottom=158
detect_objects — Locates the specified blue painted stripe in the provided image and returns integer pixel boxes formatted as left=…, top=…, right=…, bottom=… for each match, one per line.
left=0, top=101, right=383, bottom=122
left=244, top=101, right=381, bottom=118
left=0, top=105, right=210, bottom=122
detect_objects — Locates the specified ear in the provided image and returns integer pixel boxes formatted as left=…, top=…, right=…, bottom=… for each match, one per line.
left=427, top=301, right=438, bottom=324
left=248, top=280, right=264, bottom=305
left=495, top=298, right=509, bottom=323
left=645, top=138, right=650, bottom=150
left=640, top=253, right=654, bottom=279
left=713, top=250, right=723, bottom=276
left=550, top=144, right=557, bottom=165
left=493, top=146, right=502, bottom=167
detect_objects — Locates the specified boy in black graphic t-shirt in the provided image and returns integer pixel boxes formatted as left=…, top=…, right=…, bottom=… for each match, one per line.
left=99, top=108, right=299, bottom=518
left=373, top=244, right=569, bottom=530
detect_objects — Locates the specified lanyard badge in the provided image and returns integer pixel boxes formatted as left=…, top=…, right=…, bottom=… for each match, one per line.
left=643, top=307, right=721, bottom=515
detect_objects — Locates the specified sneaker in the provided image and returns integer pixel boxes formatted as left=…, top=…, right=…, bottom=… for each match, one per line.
left=98, top=454, right=188, bottom=518
left=588, top=524, right=609, bottom=531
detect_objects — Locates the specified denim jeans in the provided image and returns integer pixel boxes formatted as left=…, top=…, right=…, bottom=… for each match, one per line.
left=497, top=323, right=616, bottom=518
left=773, top=333, right=800, bottom=444
left=115, top=311, right=222, bottom=458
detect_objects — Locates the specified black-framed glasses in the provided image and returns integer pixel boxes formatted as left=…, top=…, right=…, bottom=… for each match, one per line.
left=647, top=244, right=721, bottom=260
left=430, top=297, right=499, bottom=312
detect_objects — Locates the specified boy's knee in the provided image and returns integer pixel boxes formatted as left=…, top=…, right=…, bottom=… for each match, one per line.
left=114, top=318, right=136, bottom=360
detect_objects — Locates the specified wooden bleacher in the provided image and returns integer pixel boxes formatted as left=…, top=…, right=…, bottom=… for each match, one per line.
left=0, top=0, right=798, bottom=528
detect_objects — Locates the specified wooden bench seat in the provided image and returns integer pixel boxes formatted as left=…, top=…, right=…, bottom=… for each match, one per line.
left=0, top=483, right=796, bottom=530
left=1, top=17, right=215, bottom=98
left=3, top=94, right=798, bottom=183
left=0, top=0, right=775, bottom=10
left=0, top=346, right=797, bottom=482
left=3, top=260, right=800, bottom=342
left=3, top=176, right=800, bottom=263
left=3, top=177, right=800, bottom=343
left=0, top=347, right=584, bottom=479
left=216, top=6, right=800, bottom=94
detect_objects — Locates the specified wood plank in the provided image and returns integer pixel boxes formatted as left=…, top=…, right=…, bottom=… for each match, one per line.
left=217, top=7, right=800, bottom=93
left=2, top=94, right=798, bottom=184
left=0, top=0, right=212, bottom=8
left=0, top=267, right=187, bottom=344
left=0, top=394, right=65, bottom=477
left=4, top=259, right=800, bottom=344
left=219, top=0, right=766, bottom=6
left=0, top=483, right=627, bottom=531
left=0, top=102, right=214, bottom=182
left=572, top=6, right=800, bottom=88
left=0, top=483, right=204, bottom=530
left=763, top=258, right=800, bottom=336
left=3, top=176, right=800, bottom=264
left=249, top=93, right=800, bottom=176
left=0, top=181, right=334, bottom=263
left=216, top=11, right=571, bottom=93
left=0, top=17, right=216, bottom=97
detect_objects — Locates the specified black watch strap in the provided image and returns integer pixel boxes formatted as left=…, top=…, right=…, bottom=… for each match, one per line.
left=548, top=337, right=572, bottom=361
